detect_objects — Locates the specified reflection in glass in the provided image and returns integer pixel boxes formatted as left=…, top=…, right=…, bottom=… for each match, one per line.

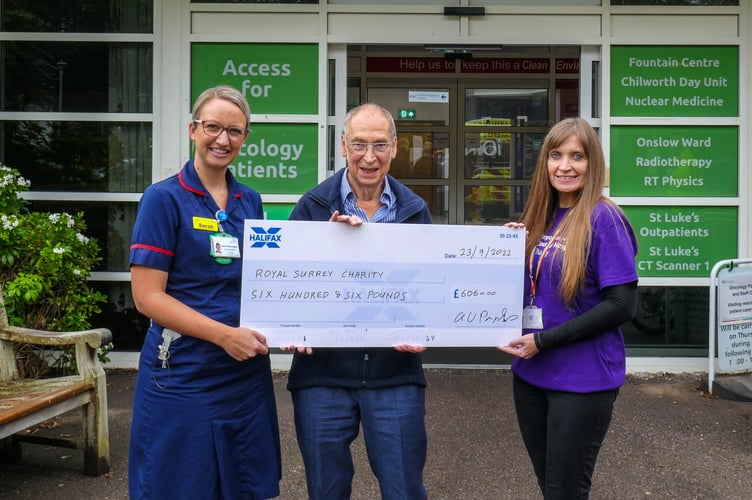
left=391, top=132, right=449, bottom=180
left=347, top=77, right=361, bottom=110
left=0, top=42, right=153, bottom=113
left=91, top=282, right=150, bottom=351
left=465, top=87, right=548, bottom=127
left=404, top=185, right=449, bottom=224
left=368, top=88, right=450, bottom=127
left=464, top=185, right=529, bottom=225
left=621, top=286, right=709, bottom=349
left=194, top=0, right=317, bottom=3
left=556, top=79, right=579, bottom=120
left=2, top=121, right=152, bottom=192
left=29, top=201, right=138, bottom=273
left=464, top=132, right=544, bottom=181
left=0, top=0, right=154, bottom=33
left=612, top=0, right=736, bottom=5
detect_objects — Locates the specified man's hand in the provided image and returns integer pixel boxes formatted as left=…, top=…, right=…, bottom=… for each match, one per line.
left=280, top=345, right=314, bottom=355
left=330, top=210, right=363, bottom=226
left=395, top=344, right=426, bottom=353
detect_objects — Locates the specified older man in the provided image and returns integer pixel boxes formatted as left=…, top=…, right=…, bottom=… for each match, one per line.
left=288, top=102, right=432, bottom=500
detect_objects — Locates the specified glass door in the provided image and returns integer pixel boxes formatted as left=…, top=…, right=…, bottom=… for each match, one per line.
left=368, top=80, right=553, bottom=225
left=458, top=81, right=552, bottom=225
left=367, top=84, right=454, bottom=224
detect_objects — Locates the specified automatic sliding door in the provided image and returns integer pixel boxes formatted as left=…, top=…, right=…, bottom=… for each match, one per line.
left=459, top=84, right=550, bottom=225
left=367, top=86, right=453, bottom=224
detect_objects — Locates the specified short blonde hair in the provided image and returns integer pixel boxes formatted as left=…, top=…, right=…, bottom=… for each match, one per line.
left=191, top=85, right=251, bottom=125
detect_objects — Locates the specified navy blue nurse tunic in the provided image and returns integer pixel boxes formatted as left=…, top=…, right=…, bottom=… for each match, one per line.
left=128, top=160, right=281, bottom=500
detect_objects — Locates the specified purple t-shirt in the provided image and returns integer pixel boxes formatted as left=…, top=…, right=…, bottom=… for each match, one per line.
left=512, top=201, right=638, bottom=393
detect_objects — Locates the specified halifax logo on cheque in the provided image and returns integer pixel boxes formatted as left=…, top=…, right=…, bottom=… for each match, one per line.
left=249, top=226, right=282, bottom=248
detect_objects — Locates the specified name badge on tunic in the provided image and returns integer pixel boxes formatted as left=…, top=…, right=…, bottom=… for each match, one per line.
left=522, top=305, right=544, bottom=329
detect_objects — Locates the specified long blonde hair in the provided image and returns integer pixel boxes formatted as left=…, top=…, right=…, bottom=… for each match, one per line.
left=521, top=117, right=613, bottom=306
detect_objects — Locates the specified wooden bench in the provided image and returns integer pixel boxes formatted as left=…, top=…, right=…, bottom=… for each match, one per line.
left=0, top=291, right=112, bottom=476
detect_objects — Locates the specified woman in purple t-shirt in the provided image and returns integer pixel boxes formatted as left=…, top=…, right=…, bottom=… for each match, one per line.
left=500, top=117, right=638, bottom=499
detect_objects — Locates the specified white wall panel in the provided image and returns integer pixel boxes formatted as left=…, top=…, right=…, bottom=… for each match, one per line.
left=192, top=13, right=320, bottom=37
left=328, top=14, right=458, bottom=38
left=470, top=15, right=601, bottom=38
left=611, top=15, right=738, bottom=39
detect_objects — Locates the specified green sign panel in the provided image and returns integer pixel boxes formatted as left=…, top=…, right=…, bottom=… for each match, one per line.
left=191, top=43, right=318, bottom=115
left=399, top=109, right=416, bottom=119
left=264, top=203, right=295, bottom=221
left=611, top=46, right=738, bottom=117
left=230, top=123, right=317, bottom=195
left=623, top=206, right=737, bottom=277
left=610, top=126, right=738, bottom=197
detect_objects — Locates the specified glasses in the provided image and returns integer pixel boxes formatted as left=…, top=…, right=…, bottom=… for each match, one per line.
left=346, top=141, right=392, bottom=155
left=193, top=119, right=248, bottom=142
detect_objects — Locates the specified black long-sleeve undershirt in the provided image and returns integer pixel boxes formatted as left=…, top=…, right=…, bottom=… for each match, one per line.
left=533, top=281, right=638, bottom=351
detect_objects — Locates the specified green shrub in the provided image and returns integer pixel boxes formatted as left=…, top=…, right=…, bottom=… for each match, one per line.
left=0, top=162, right=110, bottom=374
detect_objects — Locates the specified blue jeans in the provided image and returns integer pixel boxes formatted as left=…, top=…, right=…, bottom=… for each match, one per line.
left=291, top=385, right=427, bottom=500
left=513, top=376, right=618, bottom=500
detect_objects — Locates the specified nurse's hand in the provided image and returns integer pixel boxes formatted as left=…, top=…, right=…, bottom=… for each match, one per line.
left=330, top=210, right=363, bottom=226
left=221, top=327, right=269, bottom=360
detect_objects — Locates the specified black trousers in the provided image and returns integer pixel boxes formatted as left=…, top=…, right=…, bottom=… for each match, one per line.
left=512, top=375, right=619, bottom=500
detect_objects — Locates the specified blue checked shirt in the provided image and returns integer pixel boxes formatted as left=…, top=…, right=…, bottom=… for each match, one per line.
left=340, top=169, right=396, bottom=223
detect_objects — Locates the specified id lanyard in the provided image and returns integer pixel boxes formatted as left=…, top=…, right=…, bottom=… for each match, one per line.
left=522, top=222, right=566, bottom=330
left=209, top=209, right=240, bottom=264
left=527, top=225, right=565, bottom=307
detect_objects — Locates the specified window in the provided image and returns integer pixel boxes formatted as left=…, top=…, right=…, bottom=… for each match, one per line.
left=0, top=1, right=153, bottom=33
left=1, top=1, right=154, bottom=349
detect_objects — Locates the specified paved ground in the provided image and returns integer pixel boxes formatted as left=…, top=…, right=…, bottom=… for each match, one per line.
left=2, top=368, right=751, bottom=499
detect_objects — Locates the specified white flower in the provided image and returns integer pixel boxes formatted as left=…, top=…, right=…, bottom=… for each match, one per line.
left=1, top=214, right=19, bottom=230
left=73, top=269, right=82, bottom=276
left=53, top=247, right=66, bottom=254
left=76, top=233, right=89, bottom=244
left=49, top=213, right=61, bottom=223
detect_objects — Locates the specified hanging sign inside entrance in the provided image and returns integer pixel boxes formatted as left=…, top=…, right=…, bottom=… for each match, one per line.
left=398, top=109, right=416, bottom=119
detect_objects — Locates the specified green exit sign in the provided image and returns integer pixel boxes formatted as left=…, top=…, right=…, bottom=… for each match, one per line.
left=398, top=109, right=416, bottom=119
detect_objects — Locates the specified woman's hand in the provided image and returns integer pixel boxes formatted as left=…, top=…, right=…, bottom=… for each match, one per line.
left=330, top=210, right=363, bottom=226
left=220, top=327, right=270, bottom=361
left=498, top=334, right=539, bottom=359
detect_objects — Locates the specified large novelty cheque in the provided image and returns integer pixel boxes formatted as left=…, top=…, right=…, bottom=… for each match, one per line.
left=240, top=220, right=525, bottom=347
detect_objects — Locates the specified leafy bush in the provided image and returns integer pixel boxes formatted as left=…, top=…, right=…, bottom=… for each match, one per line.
left=0, top=162, right=110, bottom=374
